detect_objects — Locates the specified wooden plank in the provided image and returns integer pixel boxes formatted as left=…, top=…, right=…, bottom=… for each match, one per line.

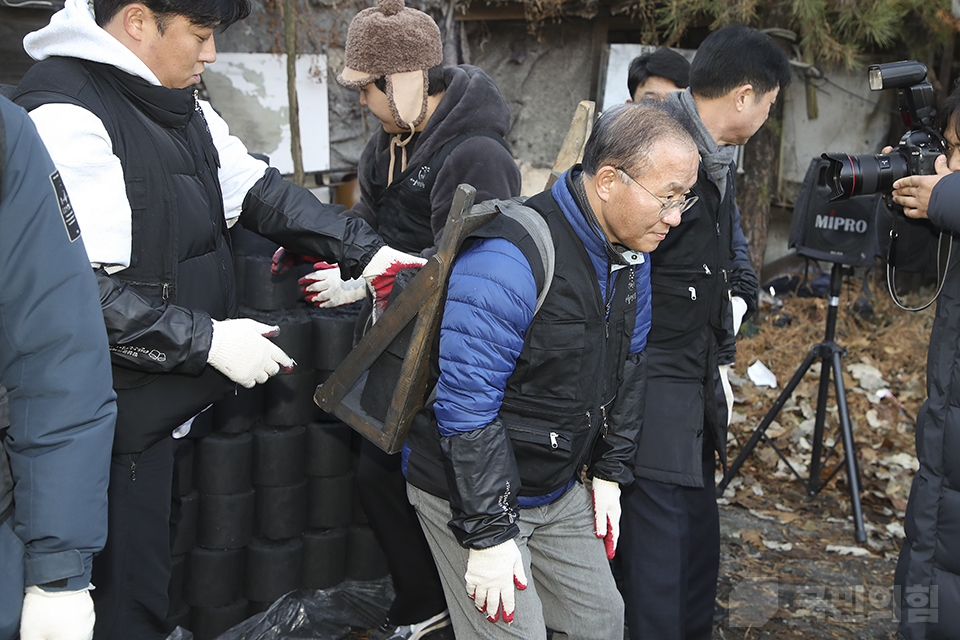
left=551, top=100, right=596, bottom=175
left=313, top=259, right=441, bottom=410
left=315, top=183, right=501, bottom=454
left=546, top=100, right=596, bottom=188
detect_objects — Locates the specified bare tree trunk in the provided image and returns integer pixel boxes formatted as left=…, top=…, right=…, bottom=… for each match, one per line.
left=442, top=0, right=459, bottom=66
left=738, top=100, right=782, bottom=276
left=284, top=0, right=304, bottom=186
left=737, top=16, right=792, bottom=277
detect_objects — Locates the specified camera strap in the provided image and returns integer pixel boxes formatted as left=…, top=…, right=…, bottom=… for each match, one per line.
left=885, top=218, right=952, bottom=311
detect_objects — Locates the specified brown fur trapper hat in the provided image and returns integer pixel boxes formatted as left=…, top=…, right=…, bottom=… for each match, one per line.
left=337, top=0, right=443, bottom=131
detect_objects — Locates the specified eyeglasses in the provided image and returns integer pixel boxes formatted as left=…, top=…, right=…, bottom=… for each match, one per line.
left=617, top=168, right=699, bottom=219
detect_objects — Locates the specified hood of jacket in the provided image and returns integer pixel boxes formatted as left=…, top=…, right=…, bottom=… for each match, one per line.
left=23, top=0, right=163, bottom=86
left=364, top=64, right=513, bottom=173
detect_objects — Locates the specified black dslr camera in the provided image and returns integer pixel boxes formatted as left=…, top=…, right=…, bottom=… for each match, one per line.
left=820, top=61, right=945, bottom=207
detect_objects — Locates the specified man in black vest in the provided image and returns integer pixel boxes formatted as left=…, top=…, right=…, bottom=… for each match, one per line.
left=273, top=3, right=521, bottom=638
left=403, top=104, right=698, bottom=640
left=618, top=24, right=791, bottom=640
left=13, top=1, right=425, bottom=638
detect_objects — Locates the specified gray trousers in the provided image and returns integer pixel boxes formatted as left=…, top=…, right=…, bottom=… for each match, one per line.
left=407, top=482, right=624, bottom=640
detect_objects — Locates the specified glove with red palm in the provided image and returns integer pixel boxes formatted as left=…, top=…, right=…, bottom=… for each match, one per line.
left=464, top=539, right=528, bottom=624
left=360, top=246, right=427, bottom=322
left=591, top=477, right=621, bottom=560
left=298, top=262, right=366, bottom=308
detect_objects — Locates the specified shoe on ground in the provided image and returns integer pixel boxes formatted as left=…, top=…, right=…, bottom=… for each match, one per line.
left=369, top=610, right=451, bottom=640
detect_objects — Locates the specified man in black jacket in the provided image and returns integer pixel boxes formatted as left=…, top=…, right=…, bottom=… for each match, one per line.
left=13, top=1, right=423, bottom=638
left=618, top=24, right=791, bottom=640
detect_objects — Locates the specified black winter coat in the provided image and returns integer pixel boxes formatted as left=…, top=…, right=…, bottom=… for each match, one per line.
left=896, top=171, right=960, bottom=639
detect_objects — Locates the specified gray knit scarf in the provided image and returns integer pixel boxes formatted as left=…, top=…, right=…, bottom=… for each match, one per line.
left=664, top=89, right=738, bottom=197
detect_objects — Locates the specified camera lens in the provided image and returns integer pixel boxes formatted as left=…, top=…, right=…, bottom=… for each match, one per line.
left=820, top=152, right=909, bottom=201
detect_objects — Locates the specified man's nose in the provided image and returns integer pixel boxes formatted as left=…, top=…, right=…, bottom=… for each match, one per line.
left=200, top=36, right=217, bottom=64
left=660, top=207, right=684, bottom=227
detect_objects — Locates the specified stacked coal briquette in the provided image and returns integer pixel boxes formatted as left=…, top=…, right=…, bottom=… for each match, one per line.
left=166, top=223, right=389, bottom=639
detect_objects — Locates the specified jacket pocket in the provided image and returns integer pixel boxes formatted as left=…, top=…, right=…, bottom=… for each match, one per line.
left=505, top=421, right=576, bottom=495
left=648, top=273, right=709, bottom=348
left=516, top=320, right=585, bottom=401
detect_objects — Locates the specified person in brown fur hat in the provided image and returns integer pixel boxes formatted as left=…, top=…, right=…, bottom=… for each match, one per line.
left=338, top=0, right=441, bottom=134
left=286, top=2, right=521, bottom=639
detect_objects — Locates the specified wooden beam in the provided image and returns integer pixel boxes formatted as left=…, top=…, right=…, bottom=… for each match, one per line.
left=315, top=184, right=504, bottom=454
left=547, top=100, right=596, bottom=187
left=456, top=7, right=526, bottom=20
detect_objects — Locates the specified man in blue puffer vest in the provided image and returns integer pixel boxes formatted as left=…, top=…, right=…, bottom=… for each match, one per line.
left=402, top=104, right=699, bottom=640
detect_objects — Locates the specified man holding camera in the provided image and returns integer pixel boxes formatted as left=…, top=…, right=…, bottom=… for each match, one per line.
left=890, top=85, right=960, bottom=639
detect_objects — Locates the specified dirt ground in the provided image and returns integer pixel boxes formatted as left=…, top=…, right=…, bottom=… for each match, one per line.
left=711, top=266, right=933, bottom=639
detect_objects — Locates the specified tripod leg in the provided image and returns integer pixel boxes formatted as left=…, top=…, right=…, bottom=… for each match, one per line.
left=831, top=352, right=867, bottom=543
left=717, top=347, right=819, bottom=495
left=807, top=349, right=833, bottom=496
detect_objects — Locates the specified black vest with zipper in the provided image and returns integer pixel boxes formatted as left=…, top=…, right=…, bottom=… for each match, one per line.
left=647, top=162, right=735, bottom=349
left=16, top=57, right=235, bottom=321
left=15, top=57, right=237, bottom=448
left=405, top=188, right=637, bottom=498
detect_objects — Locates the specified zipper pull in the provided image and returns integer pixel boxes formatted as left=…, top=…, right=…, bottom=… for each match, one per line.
left=703, top=263, right=712, bottom=275
left=130, top=459, right=137, bottom=482
left=550, top=432, right=559, bottom=449
left=688, top=286, right=697, bottom=301
left=162, top=283, right=170, bottom=300
left=601, top=405, right=609, bottom=435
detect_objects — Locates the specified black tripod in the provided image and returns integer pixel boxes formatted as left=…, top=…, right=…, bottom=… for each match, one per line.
left=717, top=262, right=866, bottom=542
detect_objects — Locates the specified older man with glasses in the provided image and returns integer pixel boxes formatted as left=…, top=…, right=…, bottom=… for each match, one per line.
left=402, top=103, right=698, bottom=640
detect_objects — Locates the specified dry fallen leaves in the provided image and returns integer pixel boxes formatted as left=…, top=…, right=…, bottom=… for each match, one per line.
left=714, top=271, right=933, bottom=639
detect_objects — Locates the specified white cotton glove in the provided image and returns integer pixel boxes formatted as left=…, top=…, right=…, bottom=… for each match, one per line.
left=732, top=295, right=748, bottom=336
left=719, top=364, right=734, bottom=428
left=591, top=478, right=621, bottom=559
left=21, top=585, right=95, bottom=640
left=464, top=539, right=528, bottom=624
left=298, top=262, right=366, bottom=308
left=207, top=318, right=295, bottom=388
left=360, top=246, right=427, bottom=323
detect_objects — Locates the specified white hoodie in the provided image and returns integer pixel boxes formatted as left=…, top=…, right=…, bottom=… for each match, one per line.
left=23, top=0, right=267, bottom=269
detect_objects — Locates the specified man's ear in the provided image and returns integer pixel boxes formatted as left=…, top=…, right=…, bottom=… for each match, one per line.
left=733, top=84, right=754, bottom=112
left=121, top=3, right=149, bottom=42
left=594, top=165, right=620, bottom=203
